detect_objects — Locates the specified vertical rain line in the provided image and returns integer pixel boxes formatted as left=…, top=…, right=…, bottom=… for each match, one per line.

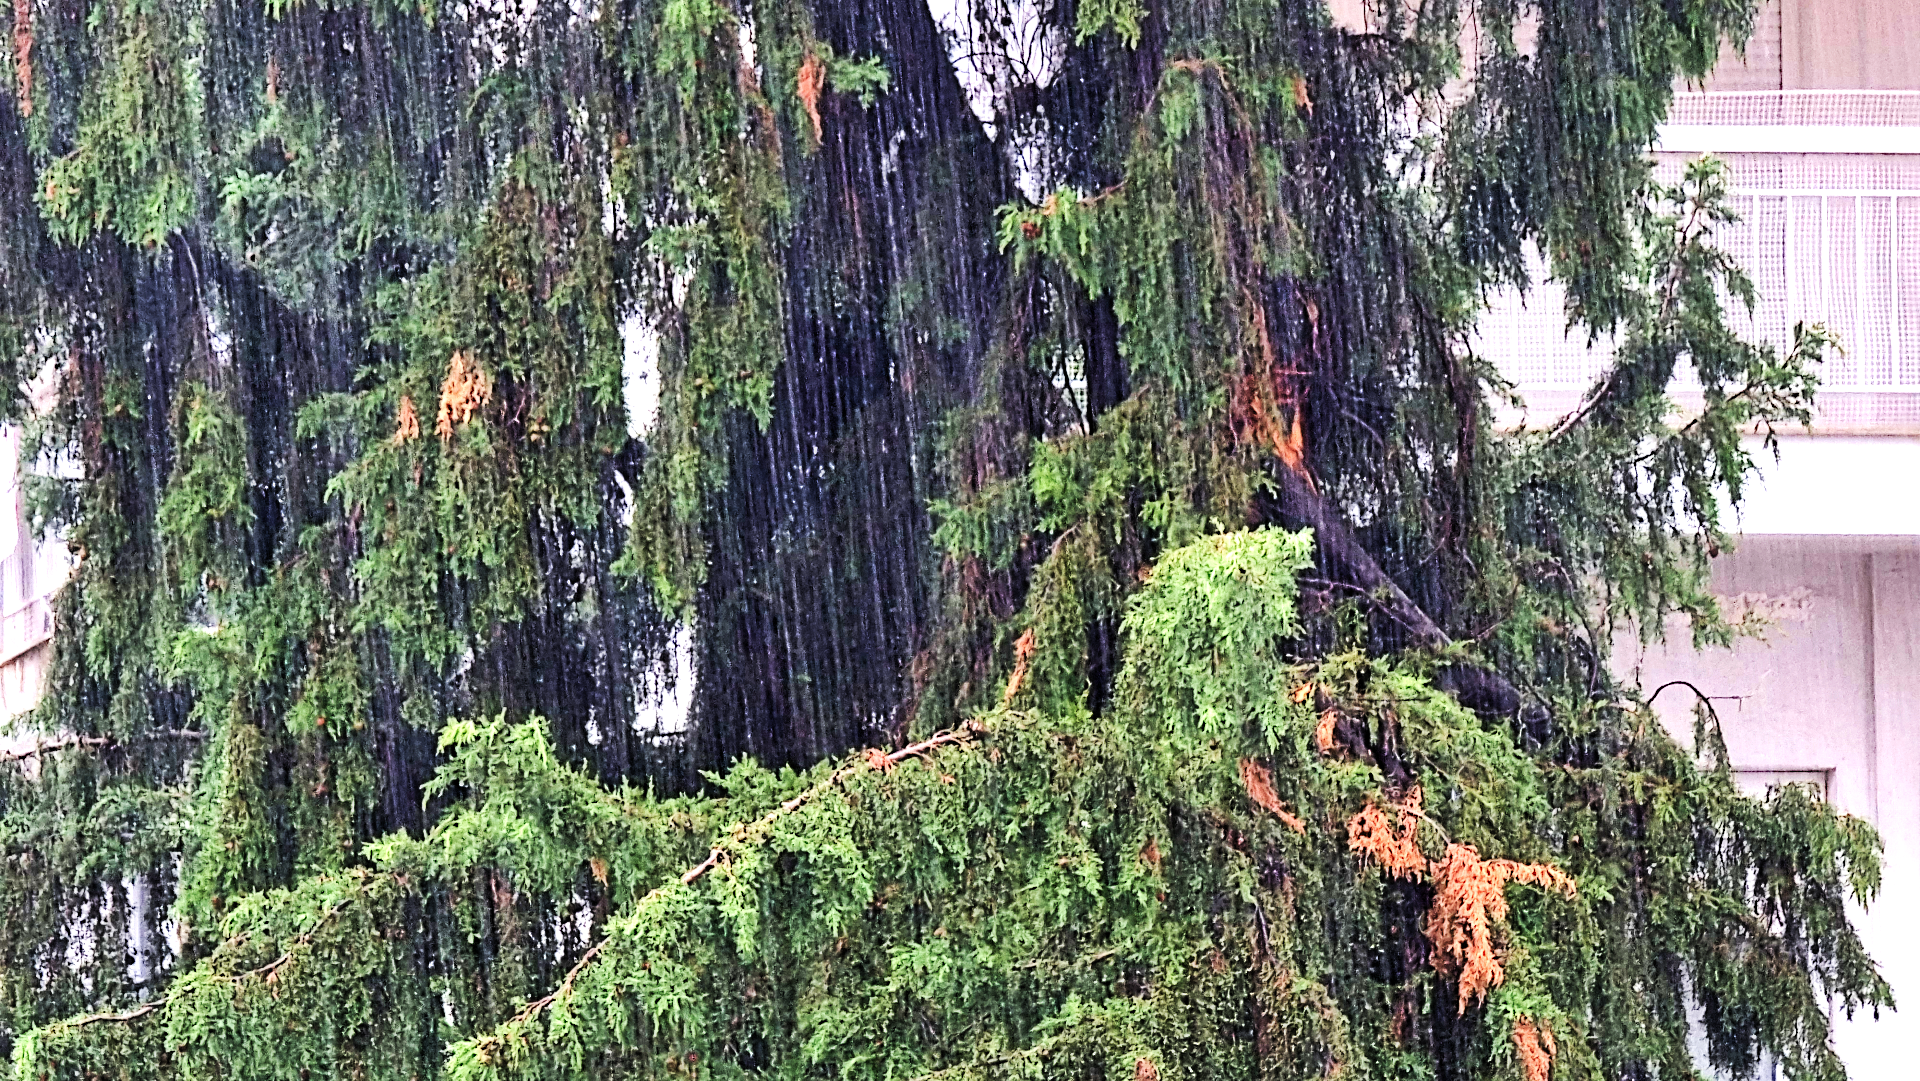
left=1893, top=195, right=1903, bottom=384
left=1854, top=194, right=1865, bottom=384
left=1750, top=192, right=1761, bottom=342
left=1787, top=194, right=1798, bottom=325
left=1820, top=195, right=1831, bottom=332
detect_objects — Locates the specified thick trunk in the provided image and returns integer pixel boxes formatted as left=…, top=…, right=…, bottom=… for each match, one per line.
left=690, top=0, right=1012, bottom=772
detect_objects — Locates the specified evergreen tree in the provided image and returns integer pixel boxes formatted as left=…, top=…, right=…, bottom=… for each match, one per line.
left=0, top=0, right=1891, bottom=1079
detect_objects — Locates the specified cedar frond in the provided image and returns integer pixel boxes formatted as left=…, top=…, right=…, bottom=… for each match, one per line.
left=1314, top=709, right=1339, bottom=753
left=1512, top=1017, right=1555, bottom=1081
left=1426, top=843, right=1577, bottom=1012
left=1001, top=627, right=1035, bottom=705
left=797, top=53, right=825, bottom=142
left=1240, top=758, right=1305, bottom=834
left=1346, top=787, right=1427, bottom=881
left=12, top=0, right=31, bottom=118
left=393, top=395, right=420, bottom=444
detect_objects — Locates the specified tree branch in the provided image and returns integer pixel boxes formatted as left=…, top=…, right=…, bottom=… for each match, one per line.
left=0, top=730, right=205, bottom=764
left=490, top=721, right=988, bottom=1033
left=1259, top=465, right=1528, bottom=721
left=1546, top=186, right=1712, bottom=441
left=50, top=884, right=370, bottom=1030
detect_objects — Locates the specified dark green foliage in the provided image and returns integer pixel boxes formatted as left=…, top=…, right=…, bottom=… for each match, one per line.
left=12, top=531, right=1886, bottom=1081
left=0, top=0, right=1896, bottom=1077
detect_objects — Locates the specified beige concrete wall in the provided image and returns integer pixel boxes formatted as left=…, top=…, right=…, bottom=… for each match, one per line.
left=1784, top=0, right=1920, bottom=91
left=1621, top=536, right=1920, bottom=1077
left=0, top=640, right=47, bottom=724
left=1701, top=0, right=1785, bottom=92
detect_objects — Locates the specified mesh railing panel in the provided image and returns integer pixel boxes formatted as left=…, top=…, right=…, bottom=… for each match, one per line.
left=1483, top=107, right=1920, bottom=431
left=1666, top=91, right=1920, bottom=127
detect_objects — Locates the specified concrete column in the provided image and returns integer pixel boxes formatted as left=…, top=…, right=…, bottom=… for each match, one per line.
left=1835, top=553, right=1920, bottom=1074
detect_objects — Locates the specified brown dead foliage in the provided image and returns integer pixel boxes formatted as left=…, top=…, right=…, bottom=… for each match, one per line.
left=436, top=350, right=491, bottom=439
left=1140, top=834, right=1161, bottom=870
left=392, top=395, right=420, bottom=444
left=1512, top=1016, right=1556, bottom=1081
left=1313, top=709, right=1340, bottom=753
left=1000, top=627, right=1035, bottom=706
left=1344, top=786, right=1427, bottom=881
left=1426, top=843, right=1577, bottom=1012
left=1230, top=292, right=1314, bottom=488
left=1347, top=792, right=1577, bottom=1011
left=797, top=52, right=825, bottom=142
left=12, top=0, right=31, bottom=118
left=1239, top=758, right=1306, bottom=834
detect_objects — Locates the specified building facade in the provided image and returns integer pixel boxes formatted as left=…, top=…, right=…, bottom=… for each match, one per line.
left=1482, top=2, right=1920, bottom=1076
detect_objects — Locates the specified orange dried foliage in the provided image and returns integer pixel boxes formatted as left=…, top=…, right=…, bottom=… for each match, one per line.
left=1347, top=793, right=1577, bottom=1009
left=1140, top=835, right=1161, bottom=870
left=1229, top=301, right=1314, bottom=490
left=1239, top=758, right=1306, bottom=834
left=1290, top=681, right=1315, bottom=704
left=12, top=0, right=31, bottom=118
left=1426, top=843, right=1577, bottom=1012
left=1345, top=787, right=1427, bottom=881
left=1314, top=709, right=1339, bottom=754
left=1512, top=1017, right=1556, bottom=1081
left=436, top=351, right=491, bottom=439
left=1001, top=627, right=1035, bottom=706
left=797, top=53, right=825, bottom=142
left=1275, top=405, right=1308, bottom=480
left=1134, top=1058, right=1158, bottom=1081
left=392, top=395, right=420, bottom=444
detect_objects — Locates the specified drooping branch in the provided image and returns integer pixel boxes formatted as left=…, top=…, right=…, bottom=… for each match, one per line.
left=46, top=880, right=374, bottom=1030
left=1259, top=464, right=1525, bottom=720
left=488, top=720, right=987, bottom=1034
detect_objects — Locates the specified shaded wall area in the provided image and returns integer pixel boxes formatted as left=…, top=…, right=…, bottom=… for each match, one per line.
left=1622, top=533, right=1920, bottom=1077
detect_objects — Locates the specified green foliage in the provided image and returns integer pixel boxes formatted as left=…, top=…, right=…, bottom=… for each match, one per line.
left=826, top=53, right=891, bottom=105
left=157, top=384, right=252, bottom=604
left=1496, top=157, right=1830, bottom=650
left=996, top=57, right=1300, bottom=397
left=35, top=0, right=198, bottom=246
left=612, top=0, right=791, bottom=610
left=0, top=0, right=1896, bottom=1078
left=1115, top=529, right=1314, bottom=744
left=12, top=531, right=1888, bottom=1081
left=1073, top=0, right=1145, bottom=47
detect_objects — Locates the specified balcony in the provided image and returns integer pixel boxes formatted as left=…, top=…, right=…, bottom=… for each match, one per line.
left=1486, top=91, right=1920, bottom=434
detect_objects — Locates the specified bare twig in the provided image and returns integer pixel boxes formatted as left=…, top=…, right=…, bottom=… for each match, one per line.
left=1546, top=189, right=1712, bottom=441
left=1645, top=679, right=1744, bottom=710
left=0, top=730, right=204, bottom=764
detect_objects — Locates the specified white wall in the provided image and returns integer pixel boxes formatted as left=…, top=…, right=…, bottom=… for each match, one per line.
left=1621, top=529, right=1920, bottom=1078
left=1733, top=435, right=1920, bottom=536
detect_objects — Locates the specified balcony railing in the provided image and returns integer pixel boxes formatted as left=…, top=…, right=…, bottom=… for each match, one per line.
left=1485, top=92, right=1920, bottom=432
